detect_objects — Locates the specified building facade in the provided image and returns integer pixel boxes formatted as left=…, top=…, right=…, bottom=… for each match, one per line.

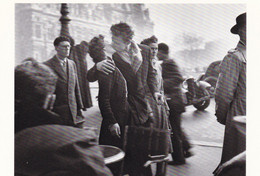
left=15, top=3, right=154, bottom=64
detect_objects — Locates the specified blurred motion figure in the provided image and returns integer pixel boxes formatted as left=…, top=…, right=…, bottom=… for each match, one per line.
left=157, top=43, right=192, bottom=165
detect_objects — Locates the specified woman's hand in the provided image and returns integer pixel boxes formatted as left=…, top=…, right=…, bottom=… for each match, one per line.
left=109, top=123, right=121, bottom=138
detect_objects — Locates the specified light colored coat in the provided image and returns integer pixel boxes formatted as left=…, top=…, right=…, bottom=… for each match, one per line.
left=215, top=41, right=246, bottom=164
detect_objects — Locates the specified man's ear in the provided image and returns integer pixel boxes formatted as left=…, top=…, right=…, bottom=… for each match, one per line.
left=54, top=46, right=58, bottom=51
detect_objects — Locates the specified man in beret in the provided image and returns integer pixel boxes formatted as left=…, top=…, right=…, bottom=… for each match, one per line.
left=15, top=125, right=112, bottom=176
left=15, top=59, right=62, bottom=133
left=44, top=36, right=85, bottom=128
left=214, top=12, right=246, bottom=175
left=15, top=60, right=113, bottom=175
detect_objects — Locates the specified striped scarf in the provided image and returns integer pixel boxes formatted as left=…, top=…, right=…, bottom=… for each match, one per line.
left=113, top=40, right=143, bottom=73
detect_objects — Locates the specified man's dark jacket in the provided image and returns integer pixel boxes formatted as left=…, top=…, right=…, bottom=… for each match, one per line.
left=160, top=56, right=185, bottom=113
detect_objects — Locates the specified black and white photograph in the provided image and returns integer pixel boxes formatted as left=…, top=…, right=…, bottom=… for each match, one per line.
left=2, top=1, right=259, bottom=175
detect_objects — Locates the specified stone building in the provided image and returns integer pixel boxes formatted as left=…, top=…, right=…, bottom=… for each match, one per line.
left=15, top=3, right=154, bottom=64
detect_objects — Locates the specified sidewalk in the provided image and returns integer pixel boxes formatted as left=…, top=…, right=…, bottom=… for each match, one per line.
left=83, top=87, right=222, bottom=176
left=83, top=105, right=222, bottom=176
left=166, top=144, right=222, bottom=176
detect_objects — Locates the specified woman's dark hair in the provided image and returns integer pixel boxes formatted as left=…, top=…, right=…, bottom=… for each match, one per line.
left=141, top=35, right=158, bottom=46
left=89, top=35, right=107, bottom=63
left=158, top=43, right=169, bottom=54
left=53, top=36, right=71, bottom=46
left=110, top=22, right=134, bottom=43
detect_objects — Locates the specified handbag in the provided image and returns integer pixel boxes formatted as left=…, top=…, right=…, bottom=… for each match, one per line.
left=123, top=125, right=171, bottom=156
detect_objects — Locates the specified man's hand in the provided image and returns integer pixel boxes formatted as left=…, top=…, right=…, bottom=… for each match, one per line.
left=109, top=123, right=121, bottom=138
left=214, top=151, right=246, bottom=176
left=215, top=104, right=228, bottom=125
left=96, top=59, right=115, bottom=75
left=154, top=92, right=164, bottom=105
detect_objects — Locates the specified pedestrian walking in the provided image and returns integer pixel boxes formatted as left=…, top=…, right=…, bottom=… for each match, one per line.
left=157, top=43, right=193, bottom=165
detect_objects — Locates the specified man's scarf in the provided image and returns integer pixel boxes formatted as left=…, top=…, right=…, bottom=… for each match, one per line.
left=113, top=40, right=143, bottom=73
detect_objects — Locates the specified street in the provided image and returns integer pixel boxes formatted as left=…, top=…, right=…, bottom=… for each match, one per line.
left=167, top=99, right=225, bottom=176
left=83, top=86, right=225, bottom=176
left=182, top=99, right=225, bottom=146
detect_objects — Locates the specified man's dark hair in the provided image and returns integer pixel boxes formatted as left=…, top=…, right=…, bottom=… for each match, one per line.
left=158, top=43, right=169, bottom=54
left=53, top=36, right=71, bottom=46
left=110, top=22, right=134, bottom=43
left=141, top=35, right=158, bottom=46
left=15, top=60, right=57, bottom=107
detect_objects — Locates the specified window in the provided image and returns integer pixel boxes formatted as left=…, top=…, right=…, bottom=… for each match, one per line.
left=35, top=24, right=42, bottom=38
left=48, top=26, right=54, bottom=40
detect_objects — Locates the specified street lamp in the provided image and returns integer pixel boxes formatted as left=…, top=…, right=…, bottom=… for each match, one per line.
left=60, top=3, right=71, bottom=38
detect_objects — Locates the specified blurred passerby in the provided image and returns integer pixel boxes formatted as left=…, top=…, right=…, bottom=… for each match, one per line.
left=44, top=36, right=85, bottom=128
left=157, top=43, right=193, bottom=165
left=214, top=12, right=246, bottom=175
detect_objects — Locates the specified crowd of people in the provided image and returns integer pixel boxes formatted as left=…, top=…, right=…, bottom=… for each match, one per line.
left=15, top=12, right=246, bottom=176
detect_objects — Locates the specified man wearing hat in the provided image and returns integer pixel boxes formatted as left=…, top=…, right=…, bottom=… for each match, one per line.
left=214, top=12, right=246, bottom=175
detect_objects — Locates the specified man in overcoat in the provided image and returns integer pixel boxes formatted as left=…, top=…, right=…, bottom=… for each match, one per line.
left=44, top=36, right=84, bottom=128
left=214, top=12, right=246, bottom=176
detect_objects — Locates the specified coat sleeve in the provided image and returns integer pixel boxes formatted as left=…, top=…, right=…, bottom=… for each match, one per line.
left=87, top=65, right=98, bottom=82
left=98, top=72, right=117, bottom=126
left=162, top=59, right=184, bottom=93
left=146, top=49, right=159, bottom=95
left=73, top=62, right=84, bottom=110
left=215, top=53, right=240, bottom=124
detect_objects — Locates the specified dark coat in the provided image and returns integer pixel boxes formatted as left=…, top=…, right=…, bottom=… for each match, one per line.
left=112, top=44, right=159, bottom=126
left=44, top=56, right=84, bottom=126
left=161, top=57, right=185, bottom=113
left=97, top=68, right=128, bottom=148
left=87, top=44, right=159, bottom=126
left=15, top=105, right=62, bottom=133
left=15, top=125, right=112, bottom=176
left=69, top=41, right=93, bottom=109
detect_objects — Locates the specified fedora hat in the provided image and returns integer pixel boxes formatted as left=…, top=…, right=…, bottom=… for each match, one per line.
left=231, top=12, right=246, bottom=34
